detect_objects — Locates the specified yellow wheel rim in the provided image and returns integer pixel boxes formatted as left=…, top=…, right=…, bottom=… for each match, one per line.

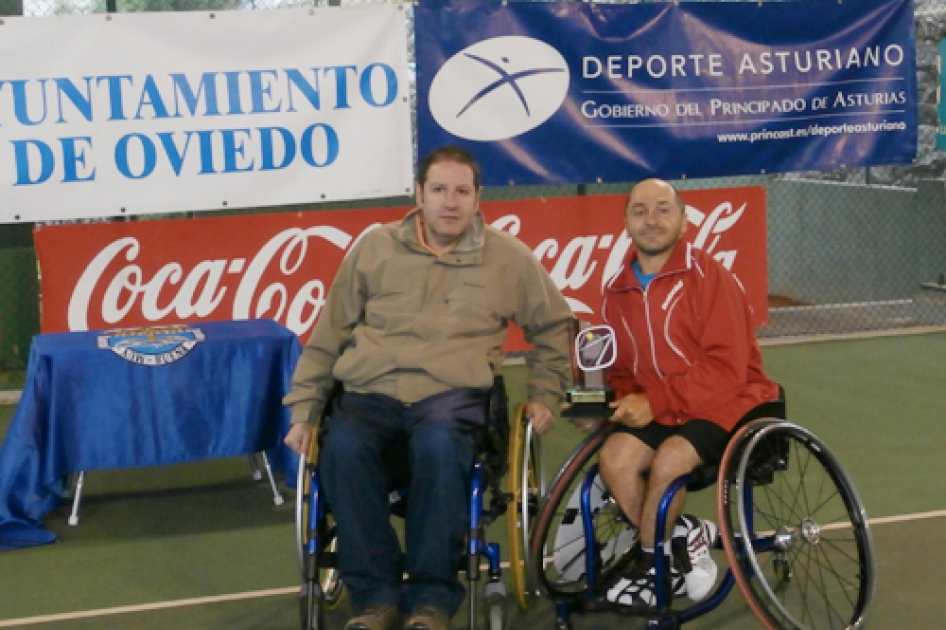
left=506, top=403, right=539, bottom=610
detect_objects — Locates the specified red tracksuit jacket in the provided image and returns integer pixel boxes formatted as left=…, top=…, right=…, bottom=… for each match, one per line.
left=602, top=242, right=780, bottom=432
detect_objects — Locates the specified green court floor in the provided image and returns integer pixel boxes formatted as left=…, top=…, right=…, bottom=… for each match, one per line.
left=0, top=332, right=943, bottom=629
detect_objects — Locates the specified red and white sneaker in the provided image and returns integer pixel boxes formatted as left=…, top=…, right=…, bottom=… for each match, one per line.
left=676, top=514, right=719, bottom=602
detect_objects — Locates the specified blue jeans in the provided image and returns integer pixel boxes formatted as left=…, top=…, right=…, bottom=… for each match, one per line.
left=319, top=388, right=488, bottom=616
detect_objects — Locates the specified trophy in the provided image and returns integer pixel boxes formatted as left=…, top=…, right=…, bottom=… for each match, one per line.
left=562, top=319, right=616, bottom=419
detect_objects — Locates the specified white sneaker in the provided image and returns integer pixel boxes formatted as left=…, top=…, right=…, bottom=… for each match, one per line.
left=605, top=551, right=686, bottom=612
left=676, top=514, right=719, bottom=602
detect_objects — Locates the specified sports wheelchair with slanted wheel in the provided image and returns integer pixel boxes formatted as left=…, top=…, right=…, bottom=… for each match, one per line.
left=295, top=377, right=546, bottom=630
left=529, top=405, right=875, bottom=630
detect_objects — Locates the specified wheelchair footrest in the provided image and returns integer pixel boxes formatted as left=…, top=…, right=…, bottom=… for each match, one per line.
left=556, top=595, right=685, bottom=622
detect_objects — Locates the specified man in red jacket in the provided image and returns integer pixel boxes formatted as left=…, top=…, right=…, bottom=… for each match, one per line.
left=597, top=178, right=782, bottom=612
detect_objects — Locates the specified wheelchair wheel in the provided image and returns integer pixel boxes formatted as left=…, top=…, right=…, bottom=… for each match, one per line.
left=296, top=440, right=344, bottom=630
left=506, top=403, right=545, bottom=610
left=717, top=419, right=875, bottom=630
left=530, top=422, right=638, bottom=601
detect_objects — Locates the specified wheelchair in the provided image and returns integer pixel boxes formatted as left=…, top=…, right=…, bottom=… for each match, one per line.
left=295, top=377, right=545, bottom=630
left=529, top=407, right=876, bottom=630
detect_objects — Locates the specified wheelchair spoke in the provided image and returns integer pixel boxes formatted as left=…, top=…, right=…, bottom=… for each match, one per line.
left=790, top=443, right=814, bottom=522
left=531, top=425, right=634, bottom=600
left=818, top=533, right=865, bottom=568
left=793, top=447, right=838, bottom=524
left=550, top=532, right=586, bottom=573
left=756, top=484, right=797, bottom=532
left=720, top=420, right=875, bottom=630
left=818, top=548, right=856, bottom=628
left=781, top=455, right=810, bottom=523
left=817, top=544, right=861, bottom=607
left=792, top=546, right=829, bottom=628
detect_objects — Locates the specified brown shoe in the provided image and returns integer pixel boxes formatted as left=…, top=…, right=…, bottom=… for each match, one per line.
left=345, top=606, right=402, bottom=630
left=405, top=606, right=450, bottom=630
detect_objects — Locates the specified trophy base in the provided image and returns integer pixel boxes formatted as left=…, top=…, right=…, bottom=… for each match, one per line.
left=562, top=388, right=614, bottom=419
left=561, top=402, right=613, bottom=419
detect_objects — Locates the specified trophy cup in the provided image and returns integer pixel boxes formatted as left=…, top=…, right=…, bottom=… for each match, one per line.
left=562, top=319, right=616, bottom=419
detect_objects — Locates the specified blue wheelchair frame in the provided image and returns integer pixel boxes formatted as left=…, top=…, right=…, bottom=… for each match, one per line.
left=297, top=380, right=517, bottom=630
left=533, top=414, right=875, bottom=630
left=554, top=457, right=738, bottom=629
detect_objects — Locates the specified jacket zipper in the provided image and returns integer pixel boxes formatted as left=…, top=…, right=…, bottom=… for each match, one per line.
left=641, top=286, right=665, bottom=380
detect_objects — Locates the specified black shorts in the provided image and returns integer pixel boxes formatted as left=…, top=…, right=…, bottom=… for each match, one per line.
left=613, top=419, right=730, bottom=466
left=612, top=396, right=786, bottom=466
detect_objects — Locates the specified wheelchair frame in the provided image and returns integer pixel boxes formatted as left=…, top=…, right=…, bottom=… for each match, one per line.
left=294, top=380, right=544, bottom=630
left=530, top=417, right=875, bottom=630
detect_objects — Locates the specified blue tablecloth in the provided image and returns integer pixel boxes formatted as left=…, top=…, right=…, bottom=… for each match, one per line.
left=0, top=319, right=302, bottom=551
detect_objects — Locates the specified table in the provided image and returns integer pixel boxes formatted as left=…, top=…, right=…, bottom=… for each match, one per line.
left=0, top=319, right=302, bottom=551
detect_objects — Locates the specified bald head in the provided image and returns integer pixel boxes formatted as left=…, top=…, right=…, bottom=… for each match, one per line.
left=628, top=179, right=685, bottom=213
left=624, top=178, right=688, bottom=273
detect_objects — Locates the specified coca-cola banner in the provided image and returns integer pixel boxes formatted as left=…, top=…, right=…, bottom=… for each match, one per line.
left=35, top=186, right=768, bottom=349
left=0, top=7, right=412, bottom=224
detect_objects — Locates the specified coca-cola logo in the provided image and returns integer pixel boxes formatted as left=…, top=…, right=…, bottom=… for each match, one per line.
left=69, top=226, right=366, bottom=334
left=37, top=189, right=768, bottom=344
left=686, top=201, right=746, bottom=270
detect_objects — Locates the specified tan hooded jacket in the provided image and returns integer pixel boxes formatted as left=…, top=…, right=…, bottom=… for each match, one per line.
left=283, top=207, right=573, bottom=426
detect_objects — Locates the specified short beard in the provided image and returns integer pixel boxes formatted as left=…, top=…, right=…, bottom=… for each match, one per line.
left=634, top=240, right=677, bottom=258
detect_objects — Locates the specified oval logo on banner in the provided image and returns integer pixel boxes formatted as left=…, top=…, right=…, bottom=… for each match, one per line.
left=428, top=36, right=570, bottom=142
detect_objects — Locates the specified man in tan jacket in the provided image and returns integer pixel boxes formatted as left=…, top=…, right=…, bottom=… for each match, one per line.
left=284, top=146, right=572, bottom=630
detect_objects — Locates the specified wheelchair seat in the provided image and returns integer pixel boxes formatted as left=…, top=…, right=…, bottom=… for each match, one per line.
left=684, top=390, right=788, bottom=492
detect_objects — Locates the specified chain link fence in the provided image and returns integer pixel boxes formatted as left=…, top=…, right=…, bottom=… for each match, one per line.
left=0, top=0, right=944, bottom=372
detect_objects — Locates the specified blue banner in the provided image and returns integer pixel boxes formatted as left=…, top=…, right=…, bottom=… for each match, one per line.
left=416, top=0, right=917, bottom=186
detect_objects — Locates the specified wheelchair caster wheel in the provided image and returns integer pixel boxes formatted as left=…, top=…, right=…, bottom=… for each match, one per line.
left=487, top=598, right=505, bottom=630
left=774, top=554, right=792, bottom=582
left=299, top=581, right=323, bottom=630
left=484, top=581, right=507, bottom=630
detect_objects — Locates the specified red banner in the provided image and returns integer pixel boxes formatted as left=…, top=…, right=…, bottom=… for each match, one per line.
left=35, top=187, right=768, bottom=349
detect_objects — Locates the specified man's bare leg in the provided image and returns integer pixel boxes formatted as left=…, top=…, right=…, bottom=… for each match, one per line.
left=600, top=433, right=702, bottom=548
left=598, top=432, right=654, bottom=534
left=638, top=436, right=702, bottom=548
left=598, top=433, right=702, bottom=610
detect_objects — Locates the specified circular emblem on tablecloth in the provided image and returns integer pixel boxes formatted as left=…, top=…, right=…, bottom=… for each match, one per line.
left=97, top=325, right=204, bottom=366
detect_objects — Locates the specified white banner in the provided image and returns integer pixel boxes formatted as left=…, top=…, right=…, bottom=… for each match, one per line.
left=0, top=6, right=413, bottom=223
